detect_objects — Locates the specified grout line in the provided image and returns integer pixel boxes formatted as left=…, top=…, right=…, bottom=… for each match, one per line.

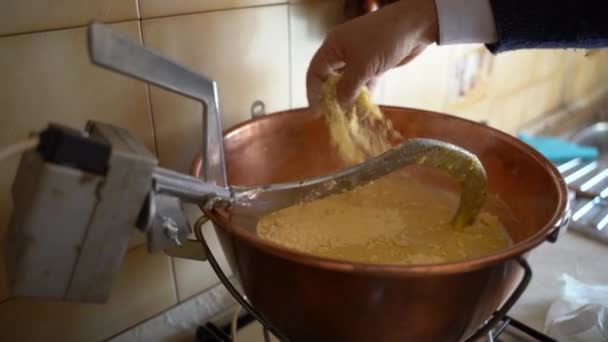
left=134, top=0, right=179, bottom=303
left=0, top=2, right=287, bottom=39
left=170, top=257, right=180, bottom=303
left=134, top=2, right=286, bottom=23
left=287, top=4, right=294, bottom=109
left=143, top=84, right=158, bottom=155
left=136, top=26, right=159, bottom=156
left=0, top=18, right=138, bottom=38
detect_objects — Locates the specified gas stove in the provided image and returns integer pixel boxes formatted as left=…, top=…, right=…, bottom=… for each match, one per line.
left=195, top=311, right=557, bottom=342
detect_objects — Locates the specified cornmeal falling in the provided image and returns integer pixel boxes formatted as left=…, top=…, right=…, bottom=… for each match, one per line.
left=257, top=172, right=510, bottom=265
left=319, top=73, right=402, bottom=165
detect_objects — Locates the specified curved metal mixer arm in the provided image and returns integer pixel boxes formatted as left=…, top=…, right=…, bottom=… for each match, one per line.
left=87, top=22, right=227, bottom=186
left=231, top=138, right=488, bottom=229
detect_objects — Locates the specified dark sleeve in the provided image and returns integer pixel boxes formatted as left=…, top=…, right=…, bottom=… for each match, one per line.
left=487, top=0, right=608, bottom=53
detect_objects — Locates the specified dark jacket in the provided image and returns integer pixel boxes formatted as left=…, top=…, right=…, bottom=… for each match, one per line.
left=488, top=0, right=608, bottom=53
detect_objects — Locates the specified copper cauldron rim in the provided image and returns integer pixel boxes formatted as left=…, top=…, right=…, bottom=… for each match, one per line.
left=191, top=106, right=568, bottom=276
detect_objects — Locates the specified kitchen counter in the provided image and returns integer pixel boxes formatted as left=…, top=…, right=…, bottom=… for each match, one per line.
left=506, top=90, right=608, bottom=339
left=509, top=230, right=607, bottom=336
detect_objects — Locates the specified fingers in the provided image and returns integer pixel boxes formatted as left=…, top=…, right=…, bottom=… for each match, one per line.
left=366, top=77, right=379, bottom=94
left=397, top=44, right=426, bottom=67
left=336, top=62, right=371, bottom=108
left=306, top=38, right=343, bottom=112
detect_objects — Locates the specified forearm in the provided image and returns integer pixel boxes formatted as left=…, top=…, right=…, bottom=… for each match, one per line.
left=434, top=0, right=608, bottom=52
left=487, top=0, right=608, bottom=52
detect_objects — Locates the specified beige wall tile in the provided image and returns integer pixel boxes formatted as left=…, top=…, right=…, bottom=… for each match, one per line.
left=533, top=50, right=566, bottom=80
left=139, top=0, right=286, bottom=19
left=445, top=48, right=570, bottom=126
left=565, top=49, right=608, bottom=103
left=289, top=0, right=345, bottom=108
left=520, top=77, right=564, bottom=126
left=445, top=98, right=491, bottom=124
left=376, top=44, right=451, bottom=113
left=0, top=22, right=154, bottom=242
left=486, top=89, right=530, bottom=135
left=0, top=1, right=138, bottom=36
left=0, top=246, right=176, bottom=342
left=142, top=6, right=290, bottom=173
left=487, top=49, right=538, bottom=96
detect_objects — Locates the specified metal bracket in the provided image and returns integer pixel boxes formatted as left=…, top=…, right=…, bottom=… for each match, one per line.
left=164, top=239, right=208, bottom=261
left=145, top=193, right=191, bottom=253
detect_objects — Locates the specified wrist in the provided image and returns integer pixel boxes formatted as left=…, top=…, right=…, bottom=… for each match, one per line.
left=392, top=0, right=439, bottom=45
left=434, top=0, right=498, bottom=44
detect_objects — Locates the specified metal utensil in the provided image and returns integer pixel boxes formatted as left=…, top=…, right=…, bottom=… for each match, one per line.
left=88, top=22, right=488, bottom=227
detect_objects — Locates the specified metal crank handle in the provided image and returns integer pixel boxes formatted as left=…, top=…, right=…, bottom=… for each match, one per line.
left=87, top=22, right=227, bottom=186
left=232, top=138, right=488, bottom=229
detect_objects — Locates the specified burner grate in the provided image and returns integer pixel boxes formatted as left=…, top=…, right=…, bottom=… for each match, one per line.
left=195, top=313, right=558, bottom=342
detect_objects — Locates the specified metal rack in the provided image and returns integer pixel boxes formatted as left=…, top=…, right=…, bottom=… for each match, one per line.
left=195, top=308, right=558, bottom=342
left=559, top=152, right=608, bottom=244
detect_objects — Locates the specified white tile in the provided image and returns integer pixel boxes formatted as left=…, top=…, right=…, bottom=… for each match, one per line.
left=0, top=0, right=138, bottom=35
left=142, top=6, right=290, bottom=173
left=139, top=0, right=286, bottom=19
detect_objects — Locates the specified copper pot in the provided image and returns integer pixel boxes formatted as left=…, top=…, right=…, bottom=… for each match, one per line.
left=192, top=106, right=568, bottom=342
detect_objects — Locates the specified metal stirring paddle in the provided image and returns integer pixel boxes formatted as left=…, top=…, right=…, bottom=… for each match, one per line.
left=88, top=22, right=487, bottom=229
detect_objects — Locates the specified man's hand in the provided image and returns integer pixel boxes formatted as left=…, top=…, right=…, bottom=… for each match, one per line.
left=306, top=0, right=439, bottom=110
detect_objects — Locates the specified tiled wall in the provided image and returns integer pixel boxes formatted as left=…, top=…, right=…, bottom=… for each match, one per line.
left=1, top=0, right=607, bottom=340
